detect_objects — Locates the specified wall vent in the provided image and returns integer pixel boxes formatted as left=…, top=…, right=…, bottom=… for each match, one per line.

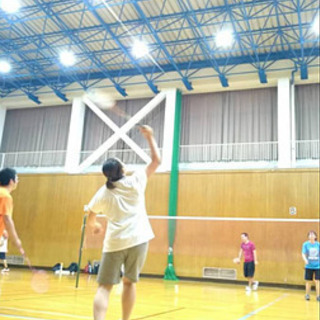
left=203, top=267, right=237, bottom=280
left=6, top=255, right=25, bottom=265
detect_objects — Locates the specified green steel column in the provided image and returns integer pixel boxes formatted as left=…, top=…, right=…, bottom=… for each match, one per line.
left=164, top=90, right=182, bottom=281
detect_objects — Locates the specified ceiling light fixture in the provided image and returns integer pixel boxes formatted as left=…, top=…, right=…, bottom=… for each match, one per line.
left=0, top=60, right=11, bottom=73
left=59, top=50, right=76, bottom=67
left=215, top=29, right=234, bottom=48
left=312, top=14, right=319, bottom=35
left=0, top=0, right=21, bottom=14
left=131, top=40, right=149, bottom=58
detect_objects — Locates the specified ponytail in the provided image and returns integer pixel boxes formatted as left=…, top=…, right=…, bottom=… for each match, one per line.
left=106, top=179, right=116, bottom=189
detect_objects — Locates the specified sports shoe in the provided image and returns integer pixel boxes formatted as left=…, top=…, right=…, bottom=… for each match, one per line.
left=305, top=294, right=310, bottom=301
left=245, top=286, right=252, bottom=292
left=1, top=268, right=9, bottom=273
left=252, top=281, right=259, bottom=291
left=317, top=296, right=320, bottom=302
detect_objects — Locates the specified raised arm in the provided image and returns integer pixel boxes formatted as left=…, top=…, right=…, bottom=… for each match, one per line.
left=140, top=125, right=161, bottom=177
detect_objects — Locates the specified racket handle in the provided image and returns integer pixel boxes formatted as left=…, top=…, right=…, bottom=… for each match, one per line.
left=25, top=256, right=32, bottom=269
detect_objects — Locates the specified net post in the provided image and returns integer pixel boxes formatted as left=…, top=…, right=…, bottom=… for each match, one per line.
left=164, top=89, right=181, bottom=281
left=76, top=213, right=88, bottom=288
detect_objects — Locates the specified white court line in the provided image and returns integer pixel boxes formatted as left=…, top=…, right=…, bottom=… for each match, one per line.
left=96, top=213, right=319, bottom=222
left=237, top=293, right=289, bottom=320
left=0, top=307, right=91, bottom=320
left=0, top=314, right=54, bottom=320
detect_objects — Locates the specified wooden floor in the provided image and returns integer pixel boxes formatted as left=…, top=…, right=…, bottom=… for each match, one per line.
left=0, top=269, right=319, bottom=320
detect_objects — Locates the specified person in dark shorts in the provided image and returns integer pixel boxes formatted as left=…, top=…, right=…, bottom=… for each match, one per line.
left=234, top=233, right=259, bottom=292
left=302, top=230, right=320, bottom=301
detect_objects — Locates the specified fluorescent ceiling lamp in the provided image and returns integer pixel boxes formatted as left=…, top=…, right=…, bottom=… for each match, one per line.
left=0, top=60, right=11, bottom=73
left=0, top=0, right=21, bottom=13
left=131, top=40, right=149, bottom=58
left=59, top=50, right=76, bottom=67
left=312, top=14, right=319, bottom=35
left=215, top=29, right=234, bottom=48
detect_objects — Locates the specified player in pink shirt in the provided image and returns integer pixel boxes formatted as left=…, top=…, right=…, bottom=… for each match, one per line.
left=234, top=233, right=259, bottom=291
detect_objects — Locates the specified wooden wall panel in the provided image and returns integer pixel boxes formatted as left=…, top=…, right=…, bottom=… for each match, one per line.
left=178, top=169, right=319, bottom=218
left=170, top=220, right=319, bottom=285
left=10, top=173, right=168, bottom=267
left=7, top=169, right=319, bottom=285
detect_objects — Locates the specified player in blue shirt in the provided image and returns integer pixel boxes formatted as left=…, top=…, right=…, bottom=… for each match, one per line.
left=302, top=230, right=320, bottom=301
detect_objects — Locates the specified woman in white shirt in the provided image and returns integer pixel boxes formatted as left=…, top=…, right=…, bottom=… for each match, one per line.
left=88, top=125, right=161, bottom=320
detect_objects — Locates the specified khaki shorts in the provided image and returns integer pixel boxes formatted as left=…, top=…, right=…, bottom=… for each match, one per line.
left=97, top=242, right=149, bottom=285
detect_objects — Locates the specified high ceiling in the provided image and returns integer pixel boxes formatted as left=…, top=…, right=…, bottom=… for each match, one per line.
left=0, top=0, right=319, bottom=105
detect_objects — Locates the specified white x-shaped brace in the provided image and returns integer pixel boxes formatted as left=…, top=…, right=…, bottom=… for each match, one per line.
left=77, top=92, right=167, bottom=172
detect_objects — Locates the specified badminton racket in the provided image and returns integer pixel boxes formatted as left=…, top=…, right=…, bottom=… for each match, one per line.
left=25, top=256, right=49, bottom=294
left=83, top=90, right=143, bottom=126
left=111, top=104, right=143, bottom=127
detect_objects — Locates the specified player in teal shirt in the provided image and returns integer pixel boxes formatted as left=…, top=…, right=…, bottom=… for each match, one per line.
left=302, top=230, right=320, bottom=301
